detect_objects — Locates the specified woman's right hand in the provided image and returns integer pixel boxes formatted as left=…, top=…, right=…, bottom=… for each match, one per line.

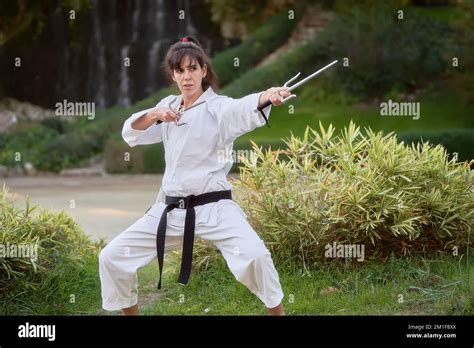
left=149, top=107, right=180, bottom=123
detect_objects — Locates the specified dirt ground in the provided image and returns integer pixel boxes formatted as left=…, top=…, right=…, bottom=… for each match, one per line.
left=3, top=174, right=165, bottom=242
left=3, top=173, right=241, bottom=242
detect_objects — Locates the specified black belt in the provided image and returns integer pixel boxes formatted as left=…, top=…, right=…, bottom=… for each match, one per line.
left=156, top=190, right=232, bottom=289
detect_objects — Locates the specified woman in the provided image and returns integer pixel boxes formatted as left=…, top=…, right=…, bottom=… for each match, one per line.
left=99, top=36, right=291, bottom=315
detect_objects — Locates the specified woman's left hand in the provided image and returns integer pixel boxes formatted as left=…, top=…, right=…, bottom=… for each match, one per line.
left=260, top=87, right=292, bottom=106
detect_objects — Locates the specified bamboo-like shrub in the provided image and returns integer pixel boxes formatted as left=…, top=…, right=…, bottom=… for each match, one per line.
left=0, top=185, right=102, bottom=295
left=193, top=122, right=473, bottom=270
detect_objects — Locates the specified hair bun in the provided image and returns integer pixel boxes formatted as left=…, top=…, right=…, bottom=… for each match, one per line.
left=180, top=36, right=203, bottom=48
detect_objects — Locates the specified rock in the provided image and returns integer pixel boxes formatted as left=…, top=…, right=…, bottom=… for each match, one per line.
left=319, top=286, right=340, bottom=296
left=0, top=98, right=56, bottom=133
left=24, top=162, right=37, bottom=176
left=8, top=164, right=25, bottom=176
left=0, top=165, right=8, bottom=177
left=60, top=160, right=106, bottom=176
left=0, top=111, right=18, bottom=133
left=221, top=19, right=247, bottom=40
left=59, top=167, right=105, bottom=176
left=257, top=4, right=335, bottom=68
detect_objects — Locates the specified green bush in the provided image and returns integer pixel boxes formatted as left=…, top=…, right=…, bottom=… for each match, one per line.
left=221, top=3, right=453, bottom=100
left=105, top=136, right=285, bottom=174
left=143, top=143, right=166, bottom=173
left=321, top=4, right=452, bottom=98
left=397, top=128, right=474, bottom=163
left=230, top=138, right=288, bottom=172
left=42, top=122, right=108, bottom=172
left=193, top=122, right=474, bottom=270
left=104, top=135, right=165, bottom=174
left=411, top=0, right=453, bottom=6
left=0, top=87, right=177, bottom=173
left=40, top=117, right=72, bottom=134
left=451, top=1, right=474, bottom=105
left=213, top=9, right=301, bottom=87
left=0, top=184, right=103, bottom=314
left=0, top=117, right=112, bottom=172
left=0, top=126, right=59, bottom=169
left=221, top=39, right=330, bottom=97
left=104, top=135, right=141, bottom=174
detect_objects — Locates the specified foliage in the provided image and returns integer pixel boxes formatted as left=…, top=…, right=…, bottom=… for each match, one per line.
left=0, top=110, right=120, bottom=172
left=0, top=0, right=90, bottom=46
left=450, top=1, right=474, bottom=105
left=0, top=126, right=59, bottom=169
left=322, top=4, right=453, bottom=98
left=194, top=122, right=474, bottom=271
left=142, top=255, right=473, bottom=315
left=104, top=135, right=166, bottom=174
left=213, top=9, right=301, bottom=87
left=222, top=3, right=453, bottom=100
left=0, top=184, right=103, bottom=313
left=205, top=0, right=300, bottom=34
left=398, top=128, right=474, bottom=163
left=221, top=39, right=329, bottom=97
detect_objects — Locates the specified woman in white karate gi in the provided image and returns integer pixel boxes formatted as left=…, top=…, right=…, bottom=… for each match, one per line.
left=99, top=36, right=291, bottom=315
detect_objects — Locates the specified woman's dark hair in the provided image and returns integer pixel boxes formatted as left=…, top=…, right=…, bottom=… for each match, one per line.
left=162, top=36, right=219, bottom=90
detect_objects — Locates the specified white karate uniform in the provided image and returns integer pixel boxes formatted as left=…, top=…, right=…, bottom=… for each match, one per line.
left=99, top=87, right=284, bottom=310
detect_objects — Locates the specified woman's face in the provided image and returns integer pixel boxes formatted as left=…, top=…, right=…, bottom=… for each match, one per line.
left=172, top=55, right=207, bottom=99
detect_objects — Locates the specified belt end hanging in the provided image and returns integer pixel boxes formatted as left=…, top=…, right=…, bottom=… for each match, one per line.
left=259, top=110, right=270, bottom=128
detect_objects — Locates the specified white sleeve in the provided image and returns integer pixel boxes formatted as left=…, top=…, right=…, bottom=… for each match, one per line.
left=212, top=92, right=272, bottom=143
left=121, top=96, right=174, bottom=147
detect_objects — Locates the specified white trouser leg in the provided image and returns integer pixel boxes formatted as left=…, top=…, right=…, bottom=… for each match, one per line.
left=99, top=200, right=284, bottom=311
left=99, top=214, right=182, bottom=311
left=196, top=200, right=284, bottom=309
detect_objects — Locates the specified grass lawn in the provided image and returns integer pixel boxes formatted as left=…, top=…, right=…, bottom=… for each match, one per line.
left=409, top=4, right=466, bottom=24
left=125, top=255, right=473, bottom=316
left=8, top=252, right=468, bottom=316
left=240, top=87, right=474, bottom=144
left=81, top=78, right=473, bottom=146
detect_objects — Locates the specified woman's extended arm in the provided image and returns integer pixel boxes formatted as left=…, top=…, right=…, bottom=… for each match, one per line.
left=211, top=86, right=291, bottom=143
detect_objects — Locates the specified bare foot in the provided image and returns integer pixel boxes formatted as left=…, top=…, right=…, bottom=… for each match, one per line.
left=121, top=304, right=139, bottom=316
left=267, top=303, right=285, bottom=316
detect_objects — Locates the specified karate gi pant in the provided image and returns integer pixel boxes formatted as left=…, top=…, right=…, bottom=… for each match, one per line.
left=99, top=199, right=284, bottom=311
